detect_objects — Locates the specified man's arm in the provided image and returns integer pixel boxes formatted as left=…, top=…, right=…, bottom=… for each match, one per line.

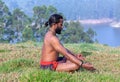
left=50, top=36, right=83, bottom=66
left=66, top=48, right=75, bottom=55
left=66, top=48, right=85, bottom=61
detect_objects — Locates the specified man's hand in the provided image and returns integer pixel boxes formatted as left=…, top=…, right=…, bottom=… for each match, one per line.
left=82, top=62, right=96, bottom=71
left=76, top=54, right=85, bottom=61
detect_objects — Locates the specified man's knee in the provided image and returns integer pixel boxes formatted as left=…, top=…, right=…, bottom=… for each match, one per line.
left=72, top=63, right=79, bottom=70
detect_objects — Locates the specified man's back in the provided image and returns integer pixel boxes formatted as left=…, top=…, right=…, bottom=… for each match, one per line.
left=41, top=31, right=59, bottom=62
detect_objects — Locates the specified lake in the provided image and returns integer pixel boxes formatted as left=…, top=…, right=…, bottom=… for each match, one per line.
left=82, top=23, right=120, bottom=47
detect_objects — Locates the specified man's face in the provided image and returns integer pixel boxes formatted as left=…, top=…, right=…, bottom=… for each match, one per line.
left=55, top=19, right=63, bottom=34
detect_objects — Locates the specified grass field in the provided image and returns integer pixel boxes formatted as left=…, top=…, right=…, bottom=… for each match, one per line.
left=0, top=41, right=120, bottom=82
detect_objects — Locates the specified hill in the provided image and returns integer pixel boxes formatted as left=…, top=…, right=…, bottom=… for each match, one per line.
left=0, top=42, right=120, bottom=81
left=2, top=0, right=120, bottom=20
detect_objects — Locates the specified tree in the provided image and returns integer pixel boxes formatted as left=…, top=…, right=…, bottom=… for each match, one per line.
left=46, top=5, right=57, bottom=19
left=33, top=5, right=47, bottom=29
left=32, top=5, right=59, bottom=29
left=59, top=21, right=84, bottom=43
left=87, top=28, right=96, bottom=39
left=22, top=25, right=34, bottom=41
left=59, top=21, right=97, bottom=43
left=0, top=0, right=12, bottom=42
left=12, top=8, right=29, bottom=32
left=9, top=8, right=31, bottom=43
left=32, top=5, right=61, bottom=42
left=0, top=26, right=4, bottom=42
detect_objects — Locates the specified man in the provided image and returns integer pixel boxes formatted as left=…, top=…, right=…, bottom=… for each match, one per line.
left=40, top=14, right=96, bottom=72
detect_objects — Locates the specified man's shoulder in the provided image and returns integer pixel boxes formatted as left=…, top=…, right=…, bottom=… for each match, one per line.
left=45, top=33, right=59, bottom=42
left=50, top=35, right=59, bottom=42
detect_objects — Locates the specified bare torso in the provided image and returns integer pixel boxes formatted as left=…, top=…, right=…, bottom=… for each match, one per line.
left=41, top=31, right=59, bottom=62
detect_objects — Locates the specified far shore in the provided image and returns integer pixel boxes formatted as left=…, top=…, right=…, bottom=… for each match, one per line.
left=66, top=18, right=114, bottom=25
left=66, top=18, right=120, bottom=28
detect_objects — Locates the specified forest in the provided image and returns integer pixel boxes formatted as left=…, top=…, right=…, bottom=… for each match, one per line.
left=3, top=0, right=120, bottom=20
left=0, top=0, right=97, bottom=43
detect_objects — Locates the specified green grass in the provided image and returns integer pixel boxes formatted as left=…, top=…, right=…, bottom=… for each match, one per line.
left=0, top=41, right=120, bottom=82
left=0, top=58, right=36, bottom=73
left=19, top=69, right=120, bottom=82
left=0, top=49, right=11, bottom=53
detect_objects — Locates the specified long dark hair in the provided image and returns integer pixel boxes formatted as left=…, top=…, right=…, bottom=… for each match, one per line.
left=45, top=14, right=63, bottom=27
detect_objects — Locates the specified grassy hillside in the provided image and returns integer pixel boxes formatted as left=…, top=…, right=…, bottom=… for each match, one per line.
left=0, top=41, right=120, bottom=82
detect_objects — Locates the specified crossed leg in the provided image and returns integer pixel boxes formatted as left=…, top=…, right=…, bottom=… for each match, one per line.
left=56, top=59, right=96, bottom=72
left=56, top=60, right=79, bottom=72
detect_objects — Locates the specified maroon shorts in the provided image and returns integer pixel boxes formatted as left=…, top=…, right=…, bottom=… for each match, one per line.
left=40, top=57, right=66, bottom=70
left=40, top=61, right=58, bottom=70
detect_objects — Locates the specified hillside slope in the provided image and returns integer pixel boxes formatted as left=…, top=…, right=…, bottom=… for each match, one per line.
left=0, top=42, right=120, bottom=81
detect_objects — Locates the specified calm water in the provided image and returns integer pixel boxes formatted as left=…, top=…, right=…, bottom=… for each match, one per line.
left=83, top=24, right=120, bottom=47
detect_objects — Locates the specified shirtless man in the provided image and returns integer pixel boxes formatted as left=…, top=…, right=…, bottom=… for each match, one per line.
left=40, top=14, right=96, bottom=72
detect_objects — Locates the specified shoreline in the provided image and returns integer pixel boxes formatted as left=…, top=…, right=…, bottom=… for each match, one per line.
left=66, top=18, right=120, bottom=28
left=67, top=18, right=114, bottom=25
left=79, top=18, right=113, bottom=24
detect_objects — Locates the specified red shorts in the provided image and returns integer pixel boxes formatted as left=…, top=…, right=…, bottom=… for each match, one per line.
left=40, top=61, right=58, bottom=70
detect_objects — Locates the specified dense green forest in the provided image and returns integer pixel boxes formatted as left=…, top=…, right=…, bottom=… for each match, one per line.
left=2, top=0, right=120, bottom=20
left=0, top=0, right=97, bottom=43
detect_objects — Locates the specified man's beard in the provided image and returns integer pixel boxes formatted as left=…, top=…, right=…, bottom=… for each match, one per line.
left=55, top=27, right=62, bottom=34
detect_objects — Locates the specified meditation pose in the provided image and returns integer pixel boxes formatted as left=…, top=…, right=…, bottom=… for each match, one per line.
left=40, top=14, right=96, bottom=72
